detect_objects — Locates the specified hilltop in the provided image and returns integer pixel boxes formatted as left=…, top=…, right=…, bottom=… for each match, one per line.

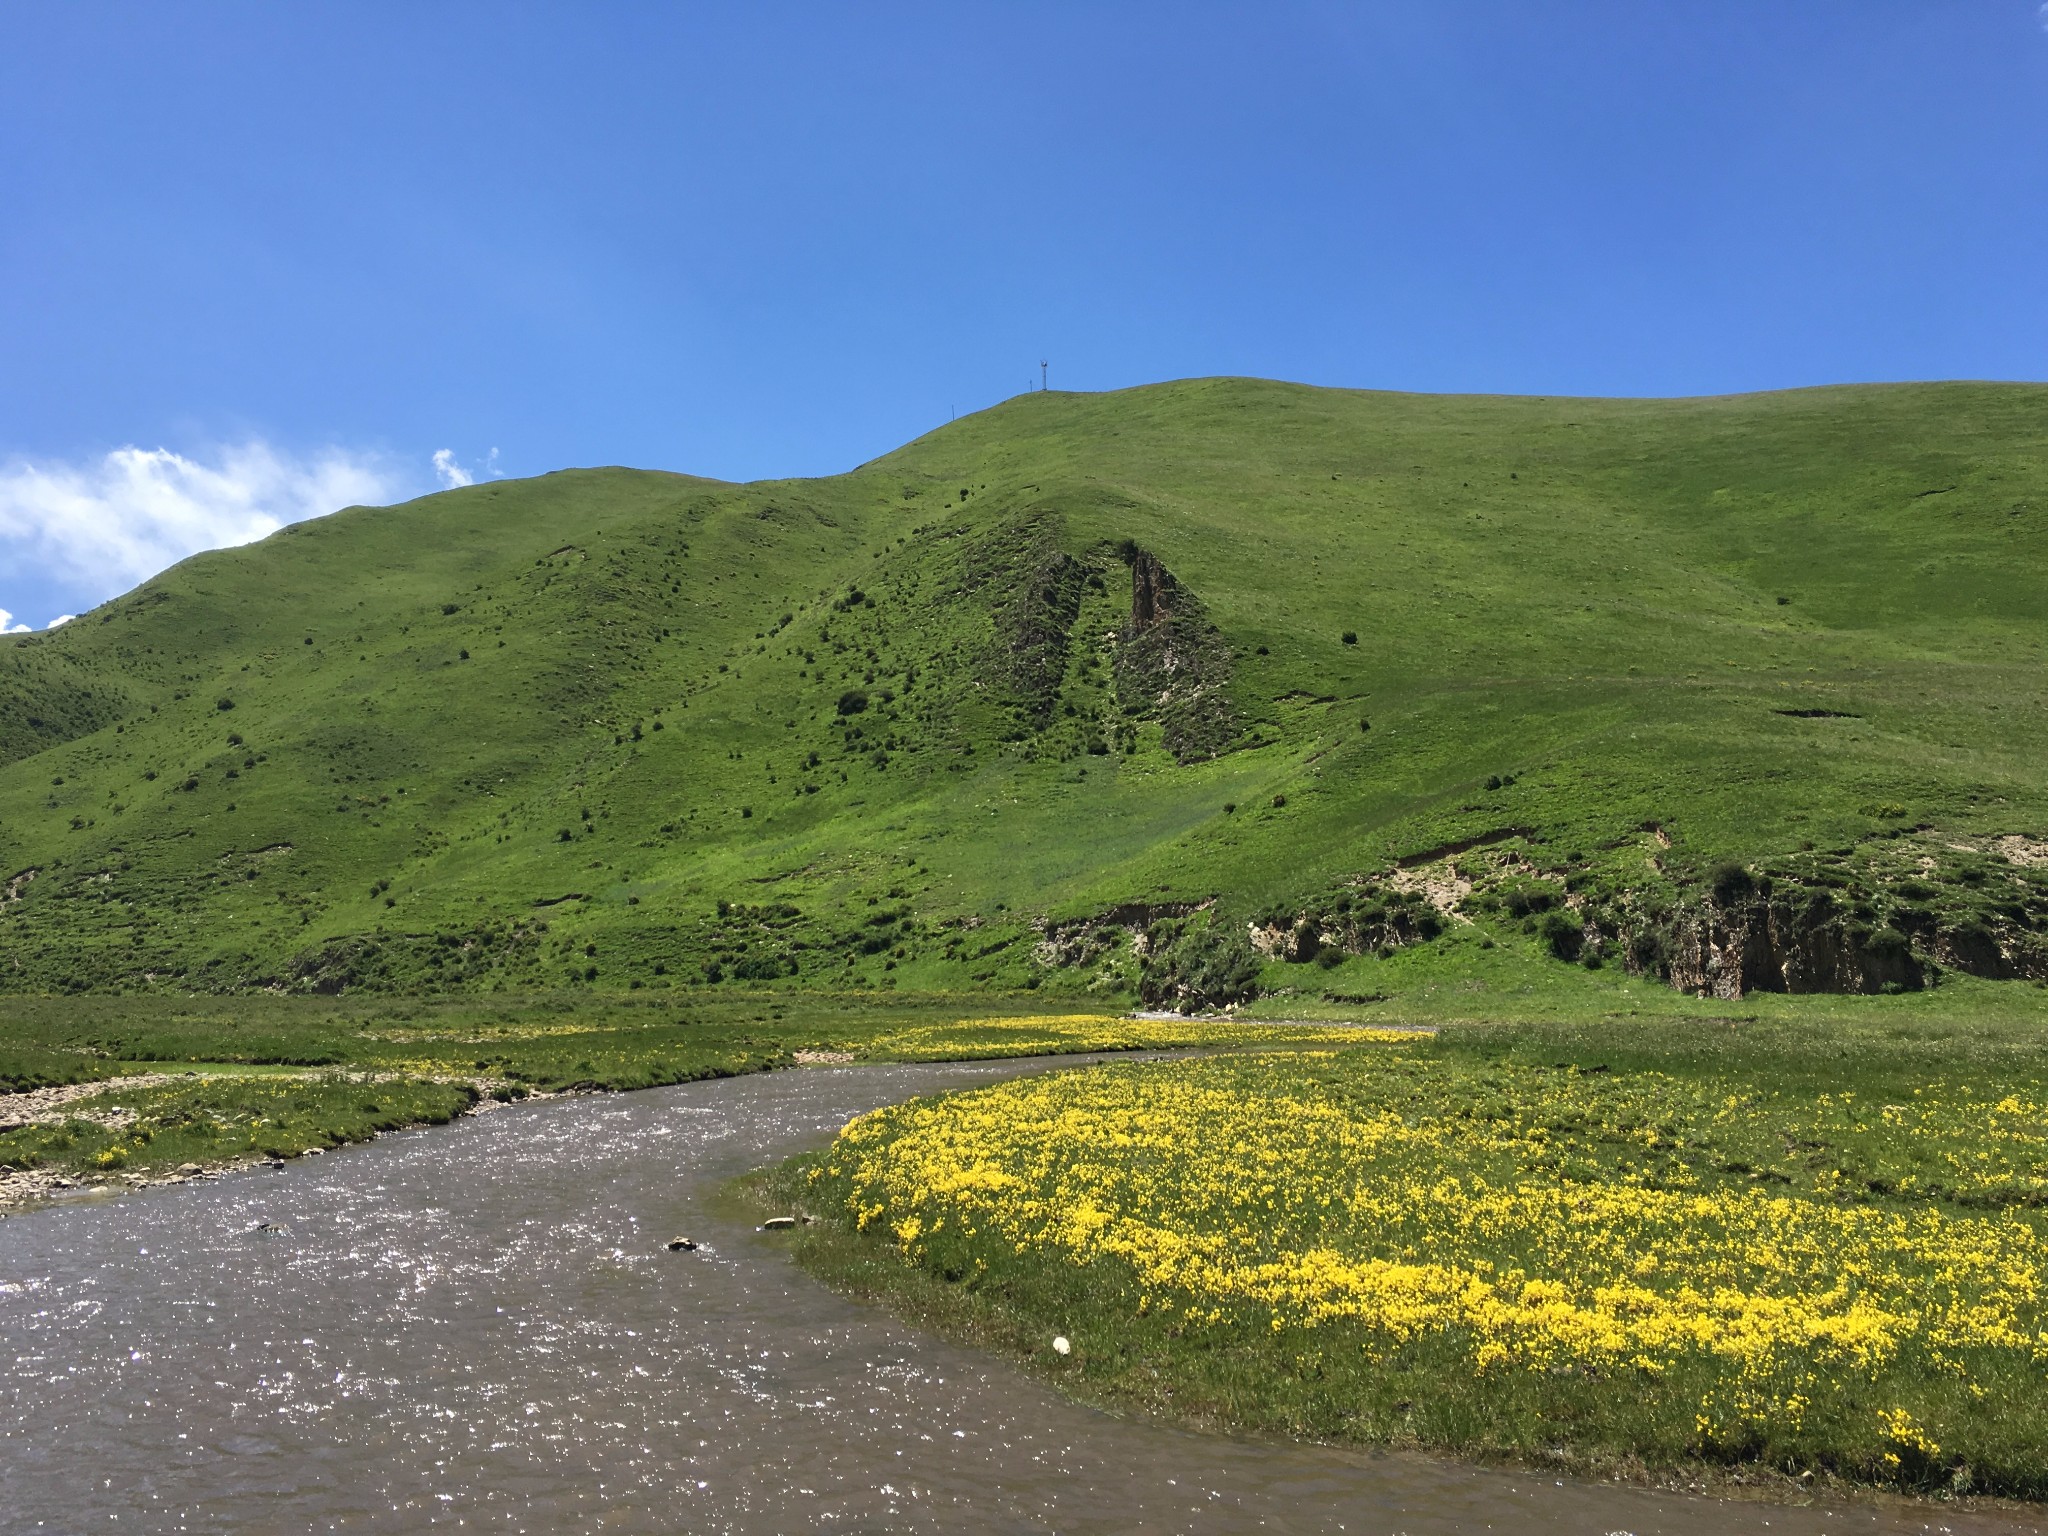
left=2, top=377, right=2045, bottom=1008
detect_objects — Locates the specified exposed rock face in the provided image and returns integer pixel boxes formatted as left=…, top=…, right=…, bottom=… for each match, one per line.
left=1930, top=923, right=2024, bottom=979
left=1633, top=864, right=2047, bottom=997
left=1660, top=891, right=1923, bottom=997
left=1034, top=900, right=1208, bottom=968
left=1128, top=906, right=1257, bottom=1011
left=1250, top=893, right=1445, bottom=963
left=1237, top=846, right=2043, bottom=1001
left=1127, top=549, right=1179, bottom=630
left=1035, top=857, right=2042, bottom=1002
left=1114, top=546, right=1239, bottom=763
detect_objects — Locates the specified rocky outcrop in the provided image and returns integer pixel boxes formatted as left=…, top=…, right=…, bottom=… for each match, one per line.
left=1928, top=922, right=2025, bottom=979
left=1113, top=546, right=1239, bottom=763
left=1136, top=907, right=1259, bottom=1012
left=1626, top=856, right=2048, bottom=997
left=1659, top=889, right=1923, bottom=997
left=1250, top=887, right=1446, bottom=963
left=1127, top=549, right=1180, bottom=629
left=1033, top=900, right=1208, bottom=969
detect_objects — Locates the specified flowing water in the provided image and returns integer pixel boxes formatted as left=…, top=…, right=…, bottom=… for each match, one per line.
left=1, top=1056, right=2039, bottom=1535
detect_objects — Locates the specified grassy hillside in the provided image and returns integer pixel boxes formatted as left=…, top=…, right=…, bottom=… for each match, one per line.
left=2, top=378, right=2045, bottom=1004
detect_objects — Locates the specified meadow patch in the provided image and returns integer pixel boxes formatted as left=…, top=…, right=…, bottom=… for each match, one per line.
left=799, top=1041, right=2048, bottom=1494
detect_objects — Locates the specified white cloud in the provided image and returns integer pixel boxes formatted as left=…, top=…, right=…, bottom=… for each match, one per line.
left=433, top=447, right=503, bottom=489
left=0, top=609, right=28, bottom=634
left=432, top=448, right=474, bottom=489
left=0, top=441, right=408, bottom=605
left=47, top=614, right=73, bottom=628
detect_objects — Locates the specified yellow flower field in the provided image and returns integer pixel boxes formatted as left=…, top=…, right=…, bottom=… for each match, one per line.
left=806, top=1045, right=2048, bottom=1490
left=852, top=1013, right=1409, bottom=1060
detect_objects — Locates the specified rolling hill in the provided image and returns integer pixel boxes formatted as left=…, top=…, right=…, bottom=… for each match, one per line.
left=2, top=377, right=2045, bottom=1006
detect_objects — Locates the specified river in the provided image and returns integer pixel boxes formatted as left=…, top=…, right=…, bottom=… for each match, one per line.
left=1, top=1056, right=2038, bottom=1534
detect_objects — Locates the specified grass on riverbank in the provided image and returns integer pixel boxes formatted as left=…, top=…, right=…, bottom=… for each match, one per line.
left=0, top=1074, right=478, bottom=1181
left=0, top=991, right=854, bottom=1092
left=0, top=992, right=1373, bottom=1091
left=0, top=993, right=1376, bottom=1189
left=772, top=1006, right=2048, bottom=1500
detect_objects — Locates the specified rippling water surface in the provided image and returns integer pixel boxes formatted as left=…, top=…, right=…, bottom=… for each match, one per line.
left=2, top=1057, right=2041, bottom=1535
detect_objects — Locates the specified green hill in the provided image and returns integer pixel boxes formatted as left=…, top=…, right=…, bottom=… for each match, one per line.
left=3, top=377, right=2045, bottom=1005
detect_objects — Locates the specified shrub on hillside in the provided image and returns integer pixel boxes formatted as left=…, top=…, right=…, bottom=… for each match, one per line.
left=1537, top=909, right=1582, bottom=961
left=1710, top=861, right=1756, bottom=906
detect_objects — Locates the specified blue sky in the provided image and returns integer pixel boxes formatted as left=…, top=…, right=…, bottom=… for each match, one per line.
left=3, top=2, right=2045, bottom=630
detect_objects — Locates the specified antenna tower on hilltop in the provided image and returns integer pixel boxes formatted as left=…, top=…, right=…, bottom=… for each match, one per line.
left=1040, top=359, right=1048, bottom=392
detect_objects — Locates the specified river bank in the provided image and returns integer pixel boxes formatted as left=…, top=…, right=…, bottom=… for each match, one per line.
left=0, top=1009, right=1376, bottom=1212
left=771, top=1008, right=2048, bottom=1504
left=6, top=1054, right=2038, bottom=1536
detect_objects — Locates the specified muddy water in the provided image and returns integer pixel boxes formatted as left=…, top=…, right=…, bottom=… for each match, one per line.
left=0, top=1057, right=2038, bottom=1536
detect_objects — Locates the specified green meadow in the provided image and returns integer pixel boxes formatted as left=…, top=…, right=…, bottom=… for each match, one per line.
left=769, top=1001, right=2048, bottom=1498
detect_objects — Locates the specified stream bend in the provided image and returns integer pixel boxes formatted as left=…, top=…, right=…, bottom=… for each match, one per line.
left=1, top=1057, right=2037, bottom=1535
